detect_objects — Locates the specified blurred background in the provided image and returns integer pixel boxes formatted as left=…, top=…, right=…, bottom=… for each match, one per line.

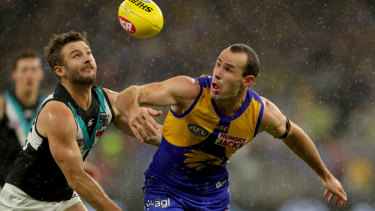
left=1, top=0, right=375, bottom=210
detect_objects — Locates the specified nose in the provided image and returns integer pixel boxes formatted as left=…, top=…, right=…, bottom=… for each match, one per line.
left=84, top=55, right=92, bottom=64
left=214, top=67, right=222, bottom=80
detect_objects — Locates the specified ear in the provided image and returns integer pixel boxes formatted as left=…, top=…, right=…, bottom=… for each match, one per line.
left=11, top=70, right=16, bottom=82
left=54, top=66, right=65, bottom=78
left=243, top=75, right=255, bottom=87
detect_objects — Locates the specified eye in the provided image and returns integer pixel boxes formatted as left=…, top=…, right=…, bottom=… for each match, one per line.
left=224, top=67, right=232, bottom=72
left=73, top=54, right=81, bottom=59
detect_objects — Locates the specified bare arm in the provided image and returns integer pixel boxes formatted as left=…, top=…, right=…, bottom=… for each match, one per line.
left=116, top=76, right=200, bottom=142
left=258, top=97, right=347, bottom=206
left=37, top=101, right=121, bottom=211
left=103, top=88, right=162, bottom=146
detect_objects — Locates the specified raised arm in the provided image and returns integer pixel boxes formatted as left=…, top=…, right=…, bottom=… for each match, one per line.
left=103, top=88, right=162, bottom=146
left=116, top=76, right=200, bottom=142
left=37, top=101, right=121, bottom=211
left=258, top=97, right=347, bottom=207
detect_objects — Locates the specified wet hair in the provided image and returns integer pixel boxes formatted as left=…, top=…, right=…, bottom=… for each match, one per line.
left=12, top=48, right=40, bottom=71
left=229, top=44, right=260, bottom=78
left=44, top=31, right=90, bottom=79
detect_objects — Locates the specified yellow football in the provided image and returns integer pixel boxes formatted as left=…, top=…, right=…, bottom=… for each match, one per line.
left=118, top=0, right=164, bottom=38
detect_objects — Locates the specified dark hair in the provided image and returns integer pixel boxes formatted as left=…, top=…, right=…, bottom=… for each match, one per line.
left=229, top=44, right=260, bottom=78
left=44, top=31, right=90, bottom=79
left=12, top=49, right=40, bottom=71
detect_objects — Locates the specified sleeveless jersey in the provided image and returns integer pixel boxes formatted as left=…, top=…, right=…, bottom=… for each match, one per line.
left=0, top=91, right=44, bottom=187
left=5, top=83, right=114, bottom=201
left=146, top=75, right=264, bottom=200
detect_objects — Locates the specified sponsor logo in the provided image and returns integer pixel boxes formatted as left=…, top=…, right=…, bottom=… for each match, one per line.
left=216, top=178, right=228, bottom=188
left=87, top=118, right=95, bottom=127
left=71, top=193, right=79, bottom=199
left=188, top=124, right=208, bottom=137
left=119, top=16, right=136, bottom=33
left=96, top=129, right=105, bottom=137
left=129, top=0, right=153, bottom=12
left=145, top=198, right=170, bottom=209
left=215, top=132, right=248, bottom=149
left=216, top=125, right=228, bottom=132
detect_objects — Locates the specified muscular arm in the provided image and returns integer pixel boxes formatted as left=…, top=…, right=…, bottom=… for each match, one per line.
left=116, top=76, right=200, bottom=142
left=103, top=88, right=162, bottom=146
left=37, top=102, right=120, bottom=211
left=258, top=97, right=347, bottom=206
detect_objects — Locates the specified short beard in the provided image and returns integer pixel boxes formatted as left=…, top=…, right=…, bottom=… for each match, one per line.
left=71, top=73, right=96, bottom=85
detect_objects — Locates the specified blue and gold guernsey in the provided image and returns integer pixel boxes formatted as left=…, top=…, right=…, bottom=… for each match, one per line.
left=145, top=75, right=264, bottom=201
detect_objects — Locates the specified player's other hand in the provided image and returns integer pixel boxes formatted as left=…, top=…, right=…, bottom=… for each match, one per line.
left=319, top=174, right=347, bottom=207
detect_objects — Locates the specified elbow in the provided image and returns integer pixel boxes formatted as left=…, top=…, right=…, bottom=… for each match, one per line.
left=66, top=174, right=79, bottom=190
left=65, top=170, right=85, bottom=190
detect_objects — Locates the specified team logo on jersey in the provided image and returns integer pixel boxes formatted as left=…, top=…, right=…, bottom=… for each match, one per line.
left=187, top=124, right=208, bottom=137
left=215, top=132, right=248, bottom=149
left=184, top=149, right=223, bottom=171
left=77, top=139, right=85, bottom=147
left=99, top=112, right=109, bottom=127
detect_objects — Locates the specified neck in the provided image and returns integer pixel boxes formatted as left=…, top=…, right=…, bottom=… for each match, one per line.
left=62, top=81, right=92, bottom=110
left=215, top=90, right=247, bottom=116
left=14, top=85, right=39, bottom=106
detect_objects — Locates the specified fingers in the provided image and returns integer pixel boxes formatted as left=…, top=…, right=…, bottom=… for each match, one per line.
left=131, top=122, right=145, bottom=142
left=324, top=189, right=347, bottom=207
left=147, top=107, right=162, bottom=117
left=130, top=108, right=161, bottom=142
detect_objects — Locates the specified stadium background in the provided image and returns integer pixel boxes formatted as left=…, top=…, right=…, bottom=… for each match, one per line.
left=1, top=0, right=374, bottom=210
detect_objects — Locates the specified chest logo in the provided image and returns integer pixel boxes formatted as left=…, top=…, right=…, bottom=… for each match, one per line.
left=215, top=132, right=248, bottom=149
left=99, top=112, right=109, bottom=127
left=188, top=124, right=208, bottom=137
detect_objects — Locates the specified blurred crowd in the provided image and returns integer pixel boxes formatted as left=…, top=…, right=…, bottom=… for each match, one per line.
left=1, top=0, right=374, bottom=210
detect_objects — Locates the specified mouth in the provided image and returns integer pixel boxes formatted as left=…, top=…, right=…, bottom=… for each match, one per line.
left=82, top=66, right=94, bottom=72
left=211, top=82, right=220, bottom=92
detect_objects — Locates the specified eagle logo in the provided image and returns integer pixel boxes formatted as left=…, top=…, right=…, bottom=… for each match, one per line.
left=184, top=149, right=223, bottom=171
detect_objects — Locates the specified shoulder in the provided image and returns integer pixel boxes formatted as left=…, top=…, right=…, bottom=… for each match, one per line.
left=163, top=75, right=200, bottom=89
left=194, top=75, right=212, bottom=88
left=166, top=75, right=201, bottom=96
left=101, top=88, right=121, bottom=118
left=37, top=101, right=76, bottom=136
left=258, top=97, right=284, bottom=133
left=101, top=88, right=118, bottom=105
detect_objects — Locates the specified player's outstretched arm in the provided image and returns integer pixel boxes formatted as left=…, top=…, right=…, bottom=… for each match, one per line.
left=103, top=88, right=162, bottom=146
left=258, top=97, right=347, bottom=207
left=37, top=101, right=121, bottom=211
left=116, top=76, right=200, bottom=142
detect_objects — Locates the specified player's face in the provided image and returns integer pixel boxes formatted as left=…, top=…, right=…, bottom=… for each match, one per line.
left=210, top=48, right=248, bottom=101
left=60, top=41, right=97, bottom=85
left=12, top=57, right=43, bottom=92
